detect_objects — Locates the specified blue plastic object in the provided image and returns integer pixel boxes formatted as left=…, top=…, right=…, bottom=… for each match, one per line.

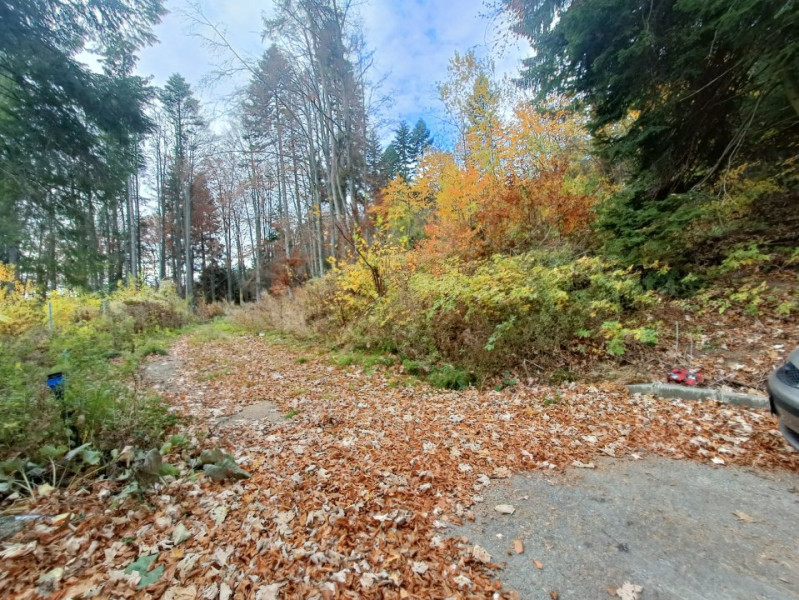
left=47, top=372, right=64, bottom=400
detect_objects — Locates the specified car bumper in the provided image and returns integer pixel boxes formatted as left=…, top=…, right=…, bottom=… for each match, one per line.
left=767, top=370, right=799, bottom=450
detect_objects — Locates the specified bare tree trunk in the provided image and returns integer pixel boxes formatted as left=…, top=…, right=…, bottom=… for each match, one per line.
left=183, top=179, right=192, bottom=299
left=134, top=168, right=142, bottom=277
left=155, top=135, right=167, bottom=283
left=247, top=148, right=263, bottom=301
left=275, top=96, right=293, bottom=295
left=233, top=207, right=245, bottom=303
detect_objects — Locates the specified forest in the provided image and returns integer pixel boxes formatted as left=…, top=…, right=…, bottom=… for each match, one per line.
left=1, top=1, right=798, bottom=598
left=1, top=1, right=796, bottom=306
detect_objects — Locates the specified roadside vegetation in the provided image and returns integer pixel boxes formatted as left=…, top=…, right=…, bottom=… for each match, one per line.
left=231, top=48, right=798, bottom=387
left=1, top=0, right=796, bottom=501
left=0, top=272, right=191, bottom=496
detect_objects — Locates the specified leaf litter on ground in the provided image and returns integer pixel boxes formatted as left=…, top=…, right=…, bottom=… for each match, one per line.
left=2, top=329, right=798, bottom=598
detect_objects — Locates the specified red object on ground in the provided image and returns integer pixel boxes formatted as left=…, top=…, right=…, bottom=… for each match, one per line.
left=668, top=367, right=704, bottom=386
left=684, top=369, right=704, bottom=386
left=669, top=367, right=688, bottom=383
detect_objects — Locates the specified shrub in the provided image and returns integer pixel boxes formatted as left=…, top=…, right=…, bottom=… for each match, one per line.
left=0, top=282, right=187, bottom=492
left=232, top=291, right=312, bottom=338
left=335, top=353, right=355, bottom=367
left=401, top=359, right=423, bottom=376
left=195, top=300, right=227, bottom=320
left=139, top=342, right=168, bottom=357
left=427, top=365, right=474, bottom=390
left=326, top=251, right=656, bottom=374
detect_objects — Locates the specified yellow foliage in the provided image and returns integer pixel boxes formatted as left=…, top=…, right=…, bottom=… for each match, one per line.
left=49, top=291, right=102, bottom=327
left=373, top=90, right=602, bottom=267
left=0, top=270, right=190, bottom=337
left=0, top=262, right=38, bottom=335
left=711, top=164, right=783, bottom=220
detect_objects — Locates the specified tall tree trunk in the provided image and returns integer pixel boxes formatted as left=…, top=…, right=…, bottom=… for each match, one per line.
left=86, top=191, right=100, bottom=289
left=233, top=208, right=245, bottom=303
left=134, top=168, right=142, bottom=277
left=183, top=179, right=192, bottom=298
left=275, top=96, right=293, bottom=295
left=250, top=171, right=262, bottom=300
left=155, top=137, right=166, bottom=283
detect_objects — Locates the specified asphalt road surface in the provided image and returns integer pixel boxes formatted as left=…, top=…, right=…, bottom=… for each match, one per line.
left=455, top=456, right=799, bottom=600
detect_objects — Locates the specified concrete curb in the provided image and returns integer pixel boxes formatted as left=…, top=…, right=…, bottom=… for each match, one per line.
left=627, top=382, right=770, bottom=410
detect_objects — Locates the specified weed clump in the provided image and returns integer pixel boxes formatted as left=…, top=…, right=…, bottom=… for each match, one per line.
left=427, top=365, right=474, bottom=390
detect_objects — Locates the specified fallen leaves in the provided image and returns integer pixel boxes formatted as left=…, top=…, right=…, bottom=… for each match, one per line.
left=209, top=505, right=228, bottom=526
left=3, top=330, right=798, bottom=599
left=572, top=460, right=596, bottom=469
left=472, top=545, right=492, bottom=564
left=255, top=582, right=285, bottom=599
left=411, top=561, right=429, bottom=575
left=170, top=521, right=191, bottom=545
left=615, top=581, right=644, bottom=600
left=163, top=584, right=197, bottom=600
left=1, top=541, right=36, bottom=559
left=124, top=553, right=165, bottom=589
left=733, top=510, right=755, bottom=523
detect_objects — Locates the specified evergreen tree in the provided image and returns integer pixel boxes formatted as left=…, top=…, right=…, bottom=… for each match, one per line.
left=0, top=0, right=165, bottom=288
left=381, top=118, right=434, bottom=182
left=504, top=0, right=799, bottom=281
left=380, top=143, right=401, bottom=182
left=394, top=120, right=413, bottom=180
left=410, top=119, right=434, bottom=169
left=160, top=74, right=204, bottom=297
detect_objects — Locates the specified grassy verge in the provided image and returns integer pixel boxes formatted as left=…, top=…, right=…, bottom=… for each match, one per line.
left=230, top=306, right=478, bottom=391
left=0, top=286, right=193, bottom=497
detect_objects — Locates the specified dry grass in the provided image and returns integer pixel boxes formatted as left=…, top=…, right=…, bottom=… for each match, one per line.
left=231, top=291, right=312, bottom=338
left=194, top=300, right=228, bottom=320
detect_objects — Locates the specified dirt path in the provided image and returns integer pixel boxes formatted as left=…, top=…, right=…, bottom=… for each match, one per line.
left=3, top=329, right=799, bottom=599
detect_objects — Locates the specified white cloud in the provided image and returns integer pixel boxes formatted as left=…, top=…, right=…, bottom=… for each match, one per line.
left=135, top=0, right=530, bottom=142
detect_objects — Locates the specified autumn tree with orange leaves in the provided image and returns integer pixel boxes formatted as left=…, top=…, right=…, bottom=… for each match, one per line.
left=373, top=51, right=604, bottom=263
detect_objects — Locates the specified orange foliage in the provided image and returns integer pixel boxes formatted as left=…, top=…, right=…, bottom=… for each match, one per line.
left=376, top=97, right=601, bottom=263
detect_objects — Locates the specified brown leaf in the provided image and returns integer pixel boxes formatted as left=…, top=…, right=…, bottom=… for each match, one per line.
left=513, top=539, right=524, bottom=554
left=615, top=582, right=644, bottom=600
left=550, top=591, right=559, bottom=600
left=534, top=559, right=543, bottom=570
left=733, top=510, right=755, bottom=523
left=472, top=545, right=492, bottom=564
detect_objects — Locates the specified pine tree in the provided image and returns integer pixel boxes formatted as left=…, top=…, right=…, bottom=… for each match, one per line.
left=410, top=119, right=434, bottom=174
left=381, top=119, right=434, bottom=182
left=394, top=121, right=413, bottom=181
left=160, top=74, right=204, bottom=298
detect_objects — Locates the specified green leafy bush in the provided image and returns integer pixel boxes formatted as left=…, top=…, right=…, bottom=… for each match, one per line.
left=717, top=244, right=772, bottom=275
left=599, top=321, right=660, bottom=356
left=325, top=252, right=657, bottom=374
left=427, top=365, right=474, bottom=390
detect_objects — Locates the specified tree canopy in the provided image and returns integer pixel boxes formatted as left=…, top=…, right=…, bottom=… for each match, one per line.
left=504, top=0, right=799, bottom=282
left=0, top=0, right=165, bottom=289
left=381, top=119, right=434, bottom=182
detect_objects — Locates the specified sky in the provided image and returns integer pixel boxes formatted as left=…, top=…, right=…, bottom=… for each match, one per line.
left=135, top=0, right=531, bottom=143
